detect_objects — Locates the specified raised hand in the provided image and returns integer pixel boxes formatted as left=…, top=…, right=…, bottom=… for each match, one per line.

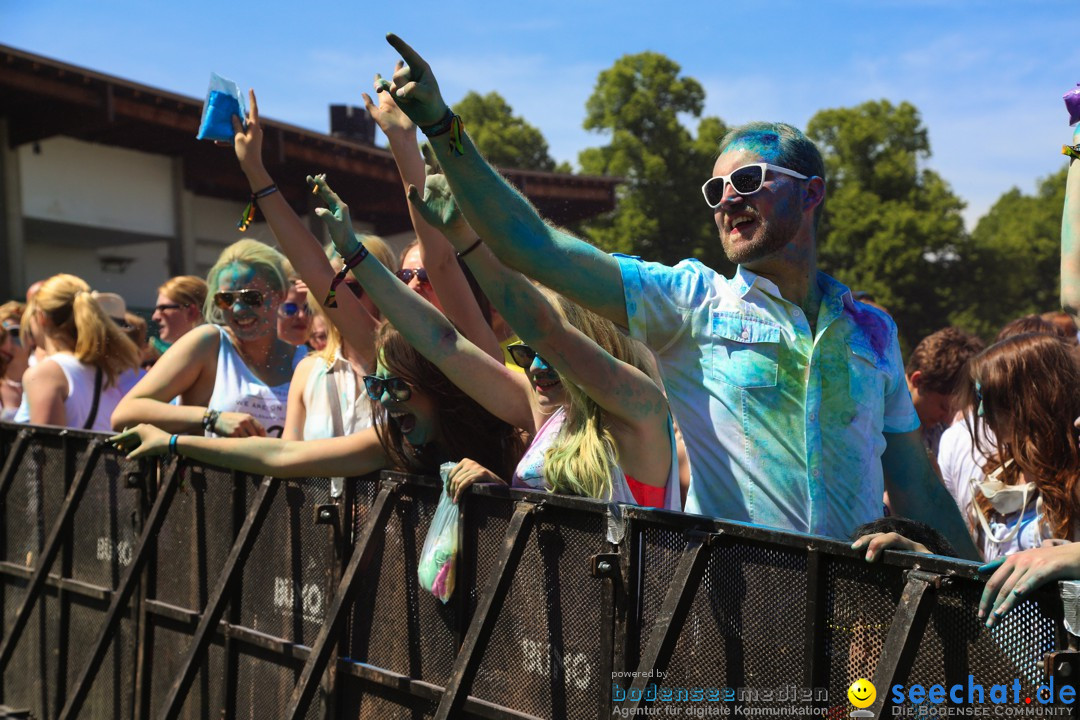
left=308, top=174, right=362, bottom=257
left=363, top=64, right=416, bottom=139
left=406, top=152, right=474, bottom=245
left=231, top=89, right=265, bottom=176
left=381, top=33, right=449, bottom=127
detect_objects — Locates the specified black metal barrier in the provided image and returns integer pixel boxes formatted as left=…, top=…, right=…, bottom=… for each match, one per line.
left=0, top=421, right=1076, bottom=719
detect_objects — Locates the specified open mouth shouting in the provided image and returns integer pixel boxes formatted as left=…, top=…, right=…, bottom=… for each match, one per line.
left=387, top=409, right=417, bottom=435
left=530, top=369, right=562, bottom=393
left=726, top=210, right=758, bottom=237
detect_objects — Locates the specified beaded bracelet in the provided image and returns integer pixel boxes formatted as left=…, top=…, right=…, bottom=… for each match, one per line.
left=237, top=183, right=279, bottom=231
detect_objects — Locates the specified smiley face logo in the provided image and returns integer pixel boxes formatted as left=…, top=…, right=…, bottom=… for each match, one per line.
left=848, top=678, right=876, bottom=708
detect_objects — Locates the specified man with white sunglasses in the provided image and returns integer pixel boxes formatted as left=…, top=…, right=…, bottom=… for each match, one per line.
left=377, top=34, right=978, bottom=558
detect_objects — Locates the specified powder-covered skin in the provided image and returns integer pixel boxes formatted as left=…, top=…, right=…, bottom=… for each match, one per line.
left=1062, top=125, right=1080, bottom=320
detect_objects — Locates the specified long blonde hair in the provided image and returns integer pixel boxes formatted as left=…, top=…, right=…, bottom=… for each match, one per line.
left=21, top=274, right=139, bottom=387
left=541, top=290, right=657, bottom=500
left=310, top=235, right=396, bottom=363
left=203, top=239, right=289, bottom=325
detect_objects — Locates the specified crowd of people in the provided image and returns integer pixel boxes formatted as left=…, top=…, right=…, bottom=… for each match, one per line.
left=4, top=35, right=1080, bottom=629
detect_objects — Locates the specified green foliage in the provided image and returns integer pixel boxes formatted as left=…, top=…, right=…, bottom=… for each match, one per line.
left=948, top=166, right=1068, bottom=339
left=453, top=91, right=559, bottom=172
left=807, top=100, right=967, bottom=350
left=577, top=52, right=732, bottom=270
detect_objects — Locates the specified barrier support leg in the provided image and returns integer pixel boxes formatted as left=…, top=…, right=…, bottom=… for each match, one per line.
left=869, top=569, right=942, bottom=717
left=434, top=501, right=539, bottom=720
left=0, top=439, right=103, bottom=671
left=621, top=531, right=715, bottom=713
left=58, top=460, right=180, bottom=720
left=157, top=475, right=278, bottom=720
left=284, top=479, right=401, bottom=720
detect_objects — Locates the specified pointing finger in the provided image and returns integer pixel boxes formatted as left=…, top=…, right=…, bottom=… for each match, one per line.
left=249, top=89, right=258, bottom=124
left=386, top=33, right=430, bottom=76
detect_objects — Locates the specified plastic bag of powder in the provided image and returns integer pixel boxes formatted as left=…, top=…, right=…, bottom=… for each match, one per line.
left=1065, top=83, right=1080, bottom=127
left=196, top=72, right=245, bottom=142
left=417, top=462, right=460, bottom=603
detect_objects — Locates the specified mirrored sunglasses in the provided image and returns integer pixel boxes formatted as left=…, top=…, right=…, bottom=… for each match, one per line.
left=363, top=375, right=413, bottom=402
left=213, top=290, right=265, bottom=310
left=278, top=301, right=311, bottom=319
left=507, top=342, right=547, bottom=370
left=395, top=268, right=430, bottom=285
left=701, top=162, right=809, bottom=208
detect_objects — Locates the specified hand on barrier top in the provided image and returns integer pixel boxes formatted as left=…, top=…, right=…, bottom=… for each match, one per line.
left=109, top=423, right=170, bottom=459
left=978, top=542, right=1080, bottom=627
left=447, top=457, right=506, bottom=504
left=850, top=531, right=931, bottom=563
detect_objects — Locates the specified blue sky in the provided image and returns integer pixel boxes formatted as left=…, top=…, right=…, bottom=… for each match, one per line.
left=3, top=0, right=1078, bottom=228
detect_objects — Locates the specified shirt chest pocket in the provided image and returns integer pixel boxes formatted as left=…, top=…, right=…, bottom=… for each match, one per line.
left=848, top=341, right=888, bottom=409
left=710, top=312, right=781, bottom=389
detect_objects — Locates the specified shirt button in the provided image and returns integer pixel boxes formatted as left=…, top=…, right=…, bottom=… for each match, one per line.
left=812, top=469, right=821, bottom=478
left=809, top=412, right=817, bottom=422
left=741, top=329, right=749, bottom=339
left=793, top=308, right=801, bottom=316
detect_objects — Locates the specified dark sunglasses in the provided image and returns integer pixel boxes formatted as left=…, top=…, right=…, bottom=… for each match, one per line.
left=395, top=268, right=430, bottom=285
left=2, top=323, right=19, bottom=340
left=214, top=290, right=265, bottom=310
left=700, top=162, right=809, bottom=208
left=507, top=343, right=547, bottom=370
left=278, top=301, right=310, bottom=319
left=363, top=375, right=413, bottom=402
left=154, top=303, right=186, bottom=313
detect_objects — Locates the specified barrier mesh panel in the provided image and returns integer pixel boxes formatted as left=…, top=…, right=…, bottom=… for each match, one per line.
left=469, top=503, right=609, bottom=720
left=636, top=524, right=687, bottom=667
left=233, top=648, right=300, bottom=720
left=652, top=538, right=809, bottom=710
left=2, top=435, right=65, bottom=566
left=153, top=462, right=238, bottom=611
left=70, top=449, right=141, bottom=591
left=346, top=481, right=460, bottom=687
left=66, top=593, right=137, bottom=719
left=339, top=674, right=437, bottom=719
left=145, top=612, right=226, bottom=719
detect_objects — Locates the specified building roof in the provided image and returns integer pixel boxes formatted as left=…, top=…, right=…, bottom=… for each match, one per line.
left=0, top=44, right=618, bottom=236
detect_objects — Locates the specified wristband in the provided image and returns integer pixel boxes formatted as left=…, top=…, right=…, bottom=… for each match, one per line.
left=457, top=238, right=483, bottom=259
left=420, top=108, right=465, bottom=157
left=202, top=408, right=220, bottom=434
left=169, top=434, right=179, bottom=457
left=237, top=183, right=279, bottom=231
left=324, top=244, right=369, bottom=308
left=1064, top=144, right=1080, bottom=162
left=420, top=108, right=455, bottom=137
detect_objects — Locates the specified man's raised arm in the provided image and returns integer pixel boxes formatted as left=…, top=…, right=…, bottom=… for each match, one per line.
left=378, top=33, right=628, bottom=328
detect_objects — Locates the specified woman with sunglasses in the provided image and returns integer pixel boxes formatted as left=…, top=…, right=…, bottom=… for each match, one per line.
left=313, top=174, right=679, bottom=508
left=112, top=239, right=307, bottom=438
left=152, top=275, right=206, bottom=347
left=0, top=301, right=27, bottom=421
left=109, top=322, right=525, bottom=493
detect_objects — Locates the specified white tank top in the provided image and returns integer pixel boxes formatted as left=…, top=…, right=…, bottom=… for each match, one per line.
left=301, top=354, right=373, bottom=440
left=13, top=352, right=138, bottom=432
left=206, top=327, right=306, bottom=438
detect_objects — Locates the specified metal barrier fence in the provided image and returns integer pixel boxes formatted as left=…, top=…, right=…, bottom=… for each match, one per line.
left=0, top=421, right=1075, bottom=719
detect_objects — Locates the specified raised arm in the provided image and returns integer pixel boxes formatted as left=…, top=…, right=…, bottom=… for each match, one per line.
left=111, top=423, right=387, bottom=478
left=364, top=76, right=501, bottom=361
left=408, top=169, right=668, bottom=433
left=230, top=90, right=374, bottom=355
left=1061, top=125, right=1080, bottom=319
left=311, top=176, right=536, bottom=435
left=376, top=34, right=628, bottom=328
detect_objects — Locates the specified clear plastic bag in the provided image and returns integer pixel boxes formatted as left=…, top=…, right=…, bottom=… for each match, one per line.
left=418, top=463, right=460, bottom=603
left=196, top=72, right=245, bottom=142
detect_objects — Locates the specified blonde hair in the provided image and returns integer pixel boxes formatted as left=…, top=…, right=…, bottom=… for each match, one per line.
left=0, top=301, right=25, bottom=325
left=21, top=274, right=139, bottom=387
left=540, top=289, right=657, bottom=500
left=159, top=275, right=208, bottom=314
left=310, top=235, right=396, bottom=363
left=203, top=239, right=289, bottom=324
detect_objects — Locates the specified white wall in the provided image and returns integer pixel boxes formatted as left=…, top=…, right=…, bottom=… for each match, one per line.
left=24, top=240, right=169, bottom=310
left=19, top=137, right=174, bottom=236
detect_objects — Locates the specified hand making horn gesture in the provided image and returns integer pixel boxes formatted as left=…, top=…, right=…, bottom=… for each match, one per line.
left=378, top=33, right=449, bottom=128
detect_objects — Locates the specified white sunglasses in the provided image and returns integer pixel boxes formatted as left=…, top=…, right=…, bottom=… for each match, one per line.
left=701, top=162, right=809, bottom=208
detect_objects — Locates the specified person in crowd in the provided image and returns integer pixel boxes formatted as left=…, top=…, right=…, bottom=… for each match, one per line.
left=111, top=239, right=306, bottom=438
left=371, top=35, right=975, bottom=552
left=904, top=327, right=984, bottom=460
left=0, top=324, right=13, bottom=419
left=283, top=243, right=397, bottom=441
left=152, top=275, right=207, bottom=347
left=851, top=516, right=956, bottom=559
left=109, top=322, right=525, bottom=486
left=277, top=274, right=313, bottom=347
left=312, top=173, right=680, bottom=508
left=0, top=301, right=27, bottom=420
left=14, top=274, right=140, bottom=431
left=1041, top=310, right=1078, bottom=345
left=307, top=314, right=329, bottom=352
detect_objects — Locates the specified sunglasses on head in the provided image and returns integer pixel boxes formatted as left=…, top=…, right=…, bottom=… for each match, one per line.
left=278, top=301, right=310, bottom=319
left=395, top=268, right=430, bottom=285
left=507, top=343, right=547, bottom=370
left=363, top=375, right=413, bottom=402
left=214, top=290, right=265, bottom=310
left=701, top=162, right=809, bottom=208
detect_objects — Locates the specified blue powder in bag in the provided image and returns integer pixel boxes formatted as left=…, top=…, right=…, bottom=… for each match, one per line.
left=196, top=90, right=242, bottom=142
